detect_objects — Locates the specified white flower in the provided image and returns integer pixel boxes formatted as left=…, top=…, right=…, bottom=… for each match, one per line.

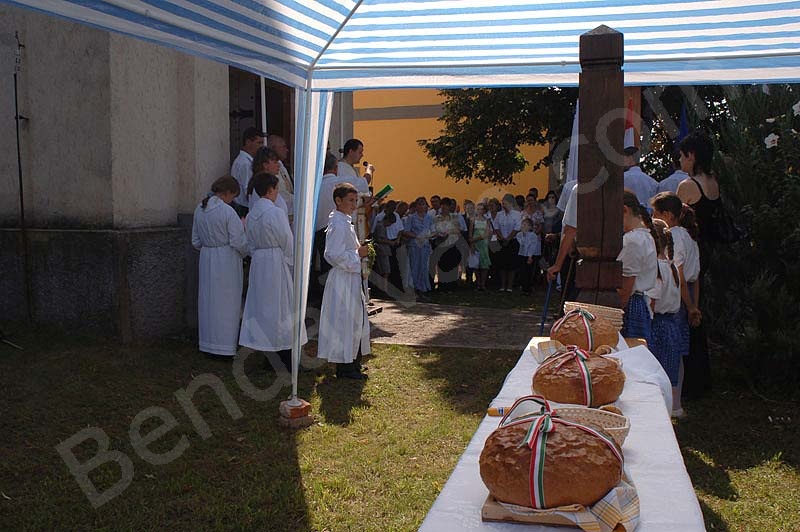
left=793, top=100, right=800, bottom=117
left=764, top=133, right=780, bottom=149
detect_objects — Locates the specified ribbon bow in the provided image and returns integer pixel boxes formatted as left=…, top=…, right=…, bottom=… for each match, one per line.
left=538, top=345, right=594, bottom=406
left=551, top=308, right=597, bottom=350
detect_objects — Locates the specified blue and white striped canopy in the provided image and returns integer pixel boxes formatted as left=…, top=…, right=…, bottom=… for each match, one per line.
left=8, top=0, right=800, bottom=90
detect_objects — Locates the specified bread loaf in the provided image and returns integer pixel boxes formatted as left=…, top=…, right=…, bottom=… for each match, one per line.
left=532, top=347, right=625, bottom=406
left=550, top=309, right=618, bottom=351
left=480, top=410, right=623, bottom=509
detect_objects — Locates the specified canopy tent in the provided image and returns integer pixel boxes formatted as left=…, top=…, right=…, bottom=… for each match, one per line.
left=7, top=0, right=800, bottom=403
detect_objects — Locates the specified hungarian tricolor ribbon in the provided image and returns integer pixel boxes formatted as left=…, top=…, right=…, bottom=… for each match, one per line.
left=497, top=395, right=623, bottom=510
left=551, top=308, right=597, bottom=350
left=537, top=345, right=594, bottom=406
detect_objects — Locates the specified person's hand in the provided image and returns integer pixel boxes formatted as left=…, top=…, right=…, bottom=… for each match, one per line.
left=546, top=263, right=560, bottom=281
left=688, top=307, right=702, bottom=327
left=527, top=257, right=533, bottom=265
left=363, top=196, right=376, bottom=207
left=545, top=233, right=559, bottom=243
left=357, top=245, right=370, bottom=258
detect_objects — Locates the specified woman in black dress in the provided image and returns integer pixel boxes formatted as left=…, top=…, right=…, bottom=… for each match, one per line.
left=676, top=131, right=722, bottom=399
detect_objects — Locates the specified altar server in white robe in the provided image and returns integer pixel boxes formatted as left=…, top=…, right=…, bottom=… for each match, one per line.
left=191, top=175, right=249, bottom=357
left=239, top=172, right=307, bottom=372
left=317, top=182, right=371, bottom=380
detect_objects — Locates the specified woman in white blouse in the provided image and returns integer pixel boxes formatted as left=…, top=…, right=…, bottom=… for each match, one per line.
left=493, top=193, right=522, bottom=292
left=191, top=176, right=249, bottom=357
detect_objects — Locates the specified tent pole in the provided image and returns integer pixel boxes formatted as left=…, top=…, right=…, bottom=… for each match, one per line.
left=260, top=77, right=267, bottom=137
left=287, top=81, right=315, bottom=407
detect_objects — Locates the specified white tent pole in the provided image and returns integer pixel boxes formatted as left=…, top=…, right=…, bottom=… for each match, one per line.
left=288, top=74, right=315, bottom=406
left=260, top=77, right=267, bottom=137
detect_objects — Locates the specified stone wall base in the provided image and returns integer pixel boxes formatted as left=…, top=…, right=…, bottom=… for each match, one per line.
left=1, top=226, right=189, bottom=342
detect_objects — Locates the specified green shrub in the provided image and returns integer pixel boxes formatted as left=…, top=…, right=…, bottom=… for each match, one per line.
left=705, top=84, right=800, bottom=397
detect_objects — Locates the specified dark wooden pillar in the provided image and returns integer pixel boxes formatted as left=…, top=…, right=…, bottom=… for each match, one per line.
left=575, top=25, right=624, bottom=307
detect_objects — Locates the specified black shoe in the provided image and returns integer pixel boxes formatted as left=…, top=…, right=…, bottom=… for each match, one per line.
left=339, top=370, right=368, bottom=380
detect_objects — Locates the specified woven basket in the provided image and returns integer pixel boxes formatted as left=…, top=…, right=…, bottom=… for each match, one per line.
left=563, top=301, right=625, bottom=330
left=555, top=406, right=630, bottom=447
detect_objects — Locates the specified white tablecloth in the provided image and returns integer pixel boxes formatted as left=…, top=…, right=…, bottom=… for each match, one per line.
left=419, top=341, right=706, bottom=532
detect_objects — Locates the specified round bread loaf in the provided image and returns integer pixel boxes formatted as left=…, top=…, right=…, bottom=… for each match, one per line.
left=479, top=417, right=623, bottom=508
left=532, top=349, right=625, bottom=406
left=550, top=309, right=618, bottom=351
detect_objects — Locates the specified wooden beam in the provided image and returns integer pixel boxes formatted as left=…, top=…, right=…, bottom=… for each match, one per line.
left=575, top=25, right=624, bottom=307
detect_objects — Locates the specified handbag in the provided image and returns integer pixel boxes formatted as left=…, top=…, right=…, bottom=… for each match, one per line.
left=467, top=249, right=480, bottom=269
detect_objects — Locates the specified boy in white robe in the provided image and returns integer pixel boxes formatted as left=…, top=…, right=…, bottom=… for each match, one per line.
left=317, top=182, right=371, bottom=379
left=239, top=172, right=307, bottom=372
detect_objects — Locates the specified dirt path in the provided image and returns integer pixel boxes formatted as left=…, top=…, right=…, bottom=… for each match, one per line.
left=367, top=300, right=546, bottom=351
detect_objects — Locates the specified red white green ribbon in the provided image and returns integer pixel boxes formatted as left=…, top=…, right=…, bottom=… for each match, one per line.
left=497, top=395, right=623, bottom=509
left=551, top=308, right=597, bottom=350
left=537, top=346, right=594, bottom=406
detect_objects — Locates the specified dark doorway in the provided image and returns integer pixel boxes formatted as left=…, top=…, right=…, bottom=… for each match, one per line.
left=228, top=67, right=295, bottom=171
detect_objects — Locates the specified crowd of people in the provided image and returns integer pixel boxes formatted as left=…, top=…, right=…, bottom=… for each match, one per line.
left=362, top=188, right=565, bottom=299
left=191, top=126, right=722, bottom=396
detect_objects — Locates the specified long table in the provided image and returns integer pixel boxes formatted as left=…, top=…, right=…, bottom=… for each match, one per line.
left=419, top=339, right=706, bottom=532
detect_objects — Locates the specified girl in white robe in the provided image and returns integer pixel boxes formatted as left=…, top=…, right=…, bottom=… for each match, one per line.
left=191, top=175, right=249, bottom=357
left=239, top=172, right=307, bottom=371
left=317, top=183, right=371, bottom=379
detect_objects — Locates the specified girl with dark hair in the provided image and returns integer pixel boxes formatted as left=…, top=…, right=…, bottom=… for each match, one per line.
left=651, top=191, right=703, bottom=404
left=249, top=147, right=289, bottom=218
left=239, top=172, right=306, bottom=372
left=646, top=219, right=685, bottom=416
left=617, top=190, right=658, bottom=344
left=191, top=175, right=249, bottom=357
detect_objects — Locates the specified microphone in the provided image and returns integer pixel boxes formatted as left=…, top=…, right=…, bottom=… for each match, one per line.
left=363, top=161, right=370, bottom=167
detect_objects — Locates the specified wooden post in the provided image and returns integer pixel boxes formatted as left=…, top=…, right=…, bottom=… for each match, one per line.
left=575, top=25, right=624, bottom=307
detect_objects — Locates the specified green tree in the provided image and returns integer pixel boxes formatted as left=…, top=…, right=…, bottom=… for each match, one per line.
left=418, top=87, right=577, bottom=186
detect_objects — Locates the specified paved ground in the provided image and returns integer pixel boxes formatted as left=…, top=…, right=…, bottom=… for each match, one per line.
left=367, top=299, right=548, bottom=351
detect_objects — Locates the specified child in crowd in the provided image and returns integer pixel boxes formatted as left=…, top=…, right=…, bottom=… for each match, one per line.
left=651, top=192, right=701, bottom=411
left=646, top=219, right=685, bottom=417
left=239, top=172, right=306, bottom=372
left=516, top=218, right=541, bottom=295
left=317, top=182, right=371, bottom=380
left=617, top=190, right=658, bottom=344
left=191, top=175, right=249, bottom=358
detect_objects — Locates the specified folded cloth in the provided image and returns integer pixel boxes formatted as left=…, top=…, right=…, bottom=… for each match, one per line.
left=495, top=472, right=640, bottom=532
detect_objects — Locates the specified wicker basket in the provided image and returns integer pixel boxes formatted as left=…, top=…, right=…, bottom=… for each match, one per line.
left=555, top=406, right=630, bottom=447
left=563, top=301, right=625, bottom=330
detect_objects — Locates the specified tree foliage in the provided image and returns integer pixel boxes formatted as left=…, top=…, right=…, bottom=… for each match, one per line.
left=418, top=87, right=577, bottom=185
left=702, top=84, right=800, bottom=396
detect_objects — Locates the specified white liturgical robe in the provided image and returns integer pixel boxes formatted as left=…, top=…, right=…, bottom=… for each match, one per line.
left=239, top=197, right=307, bottom=351
left=317, top=210, right=371, bottom=363
left=191, top=196, right=249, bottom=356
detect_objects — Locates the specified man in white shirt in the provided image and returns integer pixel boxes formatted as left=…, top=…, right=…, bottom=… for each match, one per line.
left=546, top=182, right=579, bottom=301
left=267, top=134, right=295, bottom=224
left=657, top=151, right=689, bottom=194
left=312, top=153, right=341, bottom=298
left=623, top=147, right=658, bottom=208
left=230, top=127, right=265, bottom=215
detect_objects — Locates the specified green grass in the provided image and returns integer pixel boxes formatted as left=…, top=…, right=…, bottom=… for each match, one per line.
left=1, top=326, right=798, bottom=531
left=0, top=329, right=518, bottom=531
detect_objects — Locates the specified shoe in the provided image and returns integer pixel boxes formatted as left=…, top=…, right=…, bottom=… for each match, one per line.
left=671, top=408, right=686, bottom=419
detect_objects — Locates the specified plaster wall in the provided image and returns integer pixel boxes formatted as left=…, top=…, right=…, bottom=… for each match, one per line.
left=0, top=8, right=112, bottom=227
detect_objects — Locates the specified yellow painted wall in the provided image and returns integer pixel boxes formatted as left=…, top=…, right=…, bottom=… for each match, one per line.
left=353, top=89, right=551, bottom=206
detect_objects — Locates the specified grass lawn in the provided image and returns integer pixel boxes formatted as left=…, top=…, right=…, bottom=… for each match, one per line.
left=1, top=326, right=798, bottom=531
